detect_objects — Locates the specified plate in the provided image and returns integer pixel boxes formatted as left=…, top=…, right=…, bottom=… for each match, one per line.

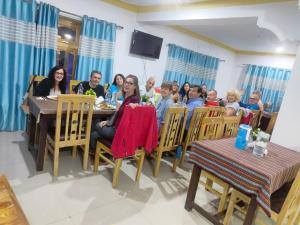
left=47, top=96, right=58, bottom=101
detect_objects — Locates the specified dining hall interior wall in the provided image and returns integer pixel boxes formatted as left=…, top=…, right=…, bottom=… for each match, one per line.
left=271, top=46, right=300, bottom=152
left=40, top=0, right=236, bottom=94
left=39, top=0, right=295, bottom=98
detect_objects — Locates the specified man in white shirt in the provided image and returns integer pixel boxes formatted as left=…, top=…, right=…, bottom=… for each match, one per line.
left=140, top=77, right=156, bottom=102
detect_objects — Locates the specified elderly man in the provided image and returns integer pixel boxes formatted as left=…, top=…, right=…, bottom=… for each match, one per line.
left=73, top=70, right=104, bottom=97
left=205, top=89, right=221, bottom=107
left=140, top=77, right=156, bottom=102
left=186, top=85, right=204, bottom=130
left=239, top=93, right=260, bottom=110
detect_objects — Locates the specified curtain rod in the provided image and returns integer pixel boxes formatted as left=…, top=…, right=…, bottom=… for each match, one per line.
left=60, top=10, right=124, bottom=30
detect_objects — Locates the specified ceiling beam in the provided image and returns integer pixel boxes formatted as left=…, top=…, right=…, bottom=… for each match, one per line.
left=103, top=0, right=296, bottom=13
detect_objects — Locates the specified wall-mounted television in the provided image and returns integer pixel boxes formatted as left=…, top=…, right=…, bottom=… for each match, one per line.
left=129, top=30, right=163, bottom=59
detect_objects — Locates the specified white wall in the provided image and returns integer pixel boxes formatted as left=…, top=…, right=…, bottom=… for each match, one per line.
left=230, top=54, right=295, bottom=89
left=271, top=47, right=300, bottom=151
left=42, top=0, right=236, bottom=91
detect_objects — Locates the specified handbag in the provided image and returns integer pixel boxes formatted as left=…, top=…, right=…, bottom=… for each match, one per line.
left=21, top=75, right=37, bottom=114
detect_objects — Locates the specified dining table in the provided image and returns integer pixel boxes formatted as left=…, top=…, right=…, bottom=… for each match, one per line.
left=184, top=138, right=300, bottom=225
left=28, top=96, right=115, bottom=171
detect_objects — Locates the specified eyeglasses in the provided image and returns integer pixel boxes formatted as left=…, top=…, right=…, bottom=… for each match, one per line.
left=55, top=71, right=64, bottom=75
left=125, top=81, right=134, bottom=86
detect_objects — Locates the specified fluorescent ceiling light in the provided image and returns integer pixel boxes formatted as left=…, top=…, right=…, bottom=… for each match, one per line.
left=276, top=47, right=284, bottom=53
left=64, top=34, right=72, bottom=40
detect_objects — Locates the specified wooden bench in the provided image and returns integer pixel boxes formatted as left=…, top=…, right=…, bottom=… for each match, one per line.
left=0, top=175, right=29, bottom=225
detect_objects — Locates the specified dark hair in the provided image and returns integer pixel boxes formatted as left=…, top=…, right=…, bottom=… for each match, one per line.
left=191, top=85, right=202, bottom=94
left=90, top=70, right=102, bottom=78
left=124, top=74, right=140, bottom=98
left=161, top=82, right=172, bottom=91
left=112, top=73, right=125, bottom=86
left=179, top=81, right=190, bottom=98
left=48, top=65, right=66, bottom=92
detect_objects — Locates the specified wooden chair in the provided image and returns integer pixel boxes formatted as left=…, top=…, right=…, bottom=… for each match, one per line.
left=265, top=112, right=278, bottom=135
left=223, top=115, right=241, bottom=138
left=45, top=94, right=95, bottom=176
left=249, top=109, right=261, bottom=129
left=152, top=107, right=188, bottom=177
left=93, top=106, right=157, bottom=188
left=198, top=116, right=231, bottom=213
left=69, top=79, right=81, bottom=94
left=28, top=75, right=46, bottom=97
left=223, top=169, right=300, bottom=225
left=178, top=107, right=208, bottom=167
left=206, top=106, right=225, bottom=117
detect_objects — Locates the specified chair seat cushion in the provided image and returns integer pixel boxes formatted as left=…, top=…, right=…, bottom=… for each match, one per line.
left=270, top=181, right=293, bottom=214
left=99, top=138, right=112, bottom=148
left=48, top=126, right=86, bottom=141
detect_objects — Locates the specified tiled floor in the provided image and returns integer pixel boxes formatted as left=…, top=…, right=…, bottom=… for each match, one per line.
left=0, top=131, right=273, bottom=225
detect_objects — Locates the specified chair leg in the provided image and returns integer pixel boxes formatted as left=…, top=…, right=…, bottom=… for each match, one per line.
left=135, top=151, right=145, bottom=182
left=82, top=144, right=89, bottom=170
left=53, top=146, right=60, bottom=176
left=72, top=146, right=77, bottom=158
left=93, top=143, right=100, bottom=172
left=172, top=158, right=178, bottom=172
left=112, top=159, right=122, bottom=188
left=44, top=138, right=48, bottom=161
left=153, top=150, right=163, bottom=177
left=179, top=144, right=188, bottom=166
left=223, top=190, right=238, bottom=225
left=294, top=209, right=300, bottom=225
left=218, top=184, right=230, bottom=213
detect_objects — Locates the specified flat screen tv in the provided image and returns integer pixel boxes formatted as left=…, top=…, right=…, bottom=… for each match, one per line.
left=130, top=30, right=163, bottom=59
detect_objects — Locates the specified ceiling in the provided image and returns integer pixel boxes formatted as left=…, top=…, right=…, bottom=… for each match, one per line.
left=114, top=0, right=300, bottom=55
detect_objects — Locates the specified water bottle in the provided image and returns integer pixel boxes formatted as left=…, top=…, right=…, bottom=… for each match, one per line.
left=105, top=90, right=112, bottom=103
left=111, top=92, right=117, bottom=106
left=182, top=95, right=188, bottom=105
left=77, top=83, right=84, bottom=95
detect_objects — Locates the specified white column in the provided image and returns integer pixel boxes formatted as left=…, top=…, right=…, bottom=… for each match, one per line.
left=271, top=46, right=300, bottom=151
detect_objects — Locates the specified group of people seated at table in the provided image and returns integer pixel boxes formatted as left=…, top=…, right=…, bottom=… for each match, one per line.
left=33, top=65, right=267, bottom=154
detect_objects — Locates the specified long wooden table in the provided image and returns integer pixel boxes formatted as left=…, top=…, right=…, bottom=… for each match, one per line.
left=184, top=138, right=300, bottom=225
left=0, top=175, right=29, bottom=225
left=28, top=96, right=115, bottom=171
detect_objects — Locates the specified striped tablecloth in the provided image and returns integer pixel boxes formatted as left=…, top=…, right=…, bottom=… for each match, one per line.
left=188, top=138, right=300, bottom=216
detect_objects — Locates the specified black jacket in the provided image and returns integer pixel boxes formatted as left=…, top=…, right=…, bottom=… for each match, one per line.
left=34, top=78, right=66, bottom=97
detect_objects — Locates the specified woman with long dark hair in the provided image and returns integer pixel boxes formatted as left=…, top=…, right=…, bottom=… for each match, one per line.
left=108, top=73, right=125, bottom=101
left=34, top=65, right=67, bottom=96
left=90, top=74, right=140, bottom=151
left=179, top=82, right=190, bottom=102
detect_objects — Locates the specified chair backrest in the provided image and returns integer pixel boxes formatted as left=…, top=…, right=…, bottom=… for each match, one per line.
left=55, top=94, right=95, bottom=148
left=223, top=116, right=241, bottom=138
left=266, top=112, right=278, bottom=135
left=184, top=107, right=208, bottom=144
left=159, top=107, right=188, bottom=150
left=199, top=117, right=223, bottom=140
left=249, top=109, right=261, bottom=129
left=206, top=106, right=225, bottom=117
left=29, top=75, right=45, bottom=96
left=276, top=169, right=300, bottom=225
left=69, top=80, right=81, bottom=94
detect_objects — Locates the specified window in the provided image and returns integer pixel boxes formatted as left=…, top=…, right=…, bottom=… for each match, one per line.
left=56, top=16, right=81, bottom=90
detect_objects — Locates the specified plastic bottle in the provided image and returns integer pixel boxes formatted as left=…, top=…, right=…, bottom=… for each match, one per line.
left=105, top=90, right=112, bottom=103
left=182, top=95, right=188, bottom=105
left=77, top=83, right=84, bottom=95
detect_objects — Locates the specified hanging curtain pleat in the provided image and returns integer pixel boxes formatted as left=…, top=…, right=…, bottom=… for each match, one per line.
left=163, top=44, right=219, bottom=89
left=0, top=0, right=36, bottom=131
left=33, top=2, right=59, bottom=75
left=76, top=15, right=116, bottom=84
left=240, top=64, right=291, bottom=112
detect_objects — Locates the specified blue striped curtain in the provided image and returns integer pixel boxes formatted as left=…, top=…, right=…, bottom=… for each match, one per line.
left=0, top=0, right=36, bottom=131
left=163, top=44, right=219, bottom=89
left=33, top=2, right=58, bottom=75
left=76, top=16, right=116, bottom=84
left=240, top=65, right=291, bottom=112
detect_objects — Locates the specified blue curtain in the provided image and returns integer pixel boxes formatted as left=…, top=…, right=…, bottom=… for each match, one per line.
left=163, top=44, right=219, bottom=89
left=76, top=16, right=116, bottom=84
left=240, top=65, right=291, bottom=112
left=0, top=0, right=36, bottom=131
left=33, top=2, right=59, bottom=75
